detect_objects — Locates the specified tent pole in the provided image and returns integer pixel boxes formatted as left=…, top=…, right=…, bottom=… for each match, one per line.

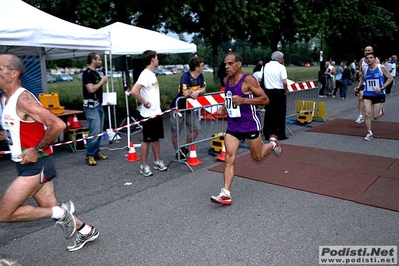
left=104, top=53, right=113, bottom=139
left=40, top=48, right=48, bottom=94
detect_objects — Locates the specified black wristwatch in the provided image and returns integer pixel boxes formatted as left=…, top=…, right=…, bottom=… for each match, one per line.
left=35, top=146, right=44, bottom=155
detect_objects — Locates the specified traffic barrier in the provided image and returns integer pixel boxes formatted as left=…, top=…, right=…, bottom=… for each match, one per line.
left=286, top=80, right=325, bottom=134
left=168, top=92, right=227, bottom=172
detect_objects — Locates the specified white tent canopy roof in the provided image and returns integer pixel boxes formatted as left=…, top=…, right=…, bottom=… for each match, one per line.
left=98, top=22, right=196, bottom=55
left=0, top=0, right=111, bottom=60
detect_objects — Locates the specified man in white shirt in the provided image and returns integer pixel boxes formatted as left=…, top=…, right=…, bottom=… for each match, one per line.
left=128, top=50, right=168, bottom=176
left=386, top=55, right=396, bottom=95
left=261, top=51, right=288, bottom=140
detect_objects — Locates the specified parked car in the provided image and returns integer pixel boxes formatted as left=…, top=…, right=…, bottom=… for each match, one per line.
left=153, top=68, right=173, bottom=76
left=203, top=67, right=214, bottom=73
left=56, top=73, right=73, bottom=82
left=167, top=67, right=181, bottom=75
left=47, top=73, right=56, bottom=83
left=78, top=73, right=83, bottom=81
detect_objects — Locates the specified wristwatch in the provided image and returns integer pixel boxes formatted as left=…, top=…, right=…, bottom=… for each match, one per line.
left=35, top=146, right=44, bottom=155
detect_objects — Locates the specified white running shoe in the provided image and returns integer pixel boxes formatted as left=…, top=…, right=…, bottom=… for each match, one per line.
left=140, top=164, right=153, bottom=177
left=364, top=132, right=373, bottom=141
left=355, top=116, right=364, bottom=124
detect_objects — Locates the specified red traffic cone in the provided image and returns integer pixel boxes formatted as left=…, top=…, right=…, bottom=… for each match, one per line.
left=65, top=116, right=73, bottom=131
left=70, top=114, right=81, bottom=129
left=126, top=142, right=140, bottom=162
left=215, top=144, right=226, bottom=161
left=187, top=145, right=203, bottom=167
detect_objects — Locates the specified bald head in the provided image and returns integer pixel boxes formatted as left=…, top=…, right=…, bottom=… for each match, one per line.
left=364, top=46, right=374, bottom=55
left=0, top=54, right=25, bottom=79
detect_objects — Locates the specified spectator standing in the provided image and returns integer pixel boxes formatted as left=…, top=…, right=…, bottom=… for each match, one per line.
left=253, top=59, right=264, bottom=73
left=385, top=55, right=396, bottom=95
left=339, top=61, right=351, bottom=100
left=0, top=54, right=99, bottom=252
left=82, top=52, right=109, bottom=166
left=319, top=60, right=332, bottom=98
left=350, top=59, right=357, bottom=81
left=217, top=61, right=227, bottom=88
left=261, top=51, right=289, bottom=140
left=355, top=52, right=392, bottom=141
left=253, top=63, right=265, bottom=112
left=333, top=61, right=344, bottom=98
left=330, top=61, right=337, bottom=95
left=128, top=50, right=168, bottom=176
left=169, top=56, right=206, bottom=160
left=210, top=52, right=281, bottom=205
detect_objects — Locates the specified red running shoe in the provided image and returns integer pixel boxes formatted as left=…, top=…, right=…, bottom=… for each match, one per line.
left=269, top=135, right=282, bottom=156
left=211, top=188, right=232, bottom=205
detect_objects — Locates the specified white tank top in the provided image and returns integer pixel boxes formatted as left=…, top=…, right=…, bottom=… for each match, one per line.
left=1, top=88, right=50, bottom=162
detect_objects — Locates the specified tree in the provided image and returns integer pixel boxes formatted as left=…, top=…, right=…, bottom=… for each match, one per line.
left=162, top=0, right=250, bottom=81
left=23, top=0, right=399, bottom=69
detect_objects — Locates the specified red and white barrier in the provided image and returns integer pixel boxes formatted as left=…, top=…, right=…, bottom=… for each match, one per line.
left=287, top=80, right=317, bottom=92
left=186, top=93, right=225, bottom=109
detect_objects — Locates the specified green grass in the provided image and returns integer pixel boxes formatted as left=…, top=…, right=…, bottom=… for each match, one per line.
left=48, top=66, right=319, bottom=114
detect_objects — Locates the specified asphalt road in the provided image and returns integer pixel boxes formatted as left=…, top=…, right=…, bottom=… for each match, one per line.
left=1, top=83, right=398, bottom=266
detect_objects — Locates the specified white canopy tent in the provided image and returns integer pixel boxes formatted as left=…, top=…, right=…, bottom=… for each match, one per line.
left=98, top=22, right=197, bottom=55
left=0, top=0, right=111, bottom=93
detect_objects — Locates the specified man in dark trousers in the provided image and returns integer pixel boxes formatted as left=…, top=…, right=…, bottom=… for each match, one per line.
left=261, top=51, right=289, bottom=140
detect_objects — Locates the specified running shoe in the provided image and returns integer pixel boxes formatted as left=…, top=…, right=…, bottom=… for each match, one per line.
left=67, top=226, right=99, bottom=252
left=355, top=116, right=364, bottom=124
left=269, top=135, right=282, bottom=156
left=56, top=201, right=76, bottom=239
left=140, top=164, right=153, bottom=177
left=364, top=132, right=373, bottom=141
left=95, top=151, right=109, bottom=160
left=85, top=156, right=97, bottom=166
left=153, top=160, right=168, bottom=171
left=211, top=188, right=232, bottom=205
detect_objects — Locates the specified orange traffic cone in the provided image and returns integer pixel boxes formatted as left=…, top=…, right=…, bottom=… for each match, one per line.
left=215, top=144, right=226, bottom=161
left=187, top=145, right=203, bottom=167
left=126, top=142, right=140, bottom=162
left=65, top=116, right=73, bottom=131
left=70, top=114, right=81, bottom=129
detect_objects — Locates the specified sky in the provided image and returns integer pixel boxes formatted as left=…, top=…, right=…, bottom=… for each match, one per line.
left=167, top=32, right=194, bottom=43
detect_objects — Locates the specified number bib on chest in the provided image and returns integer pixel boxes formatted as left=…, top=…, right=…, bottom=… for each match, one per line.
left=225, top=91, right=241, bottom=118
left=365, top=79, right=379, bottom=92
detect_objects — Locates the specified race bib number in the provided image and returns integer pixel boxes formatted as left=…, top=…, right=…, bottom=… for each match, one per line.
left=225, top=91, right=241, bottom=118
left=365, top=79, right=379, bottom=92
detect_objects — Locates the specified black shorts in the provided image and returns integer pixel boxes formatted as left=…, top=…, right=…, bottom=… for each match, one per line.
left=141, top=115, right=164, bottom=142
left=16, top=155, right=57, bottom=184
left=363, top=94, right=385, bottom=104
left=226, top=130, right=260, bottom=141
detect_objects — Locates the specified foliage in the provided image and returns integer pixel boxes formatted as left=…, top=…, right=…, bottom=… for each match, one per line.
left=23, top=0, right=399, bottom=70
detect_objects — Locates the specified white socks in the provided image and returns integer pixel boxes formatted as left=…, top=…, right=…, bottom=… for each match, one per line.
left=51, top=206, right=64, bottom=219
left=79, top=224, right=92, bottom=235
